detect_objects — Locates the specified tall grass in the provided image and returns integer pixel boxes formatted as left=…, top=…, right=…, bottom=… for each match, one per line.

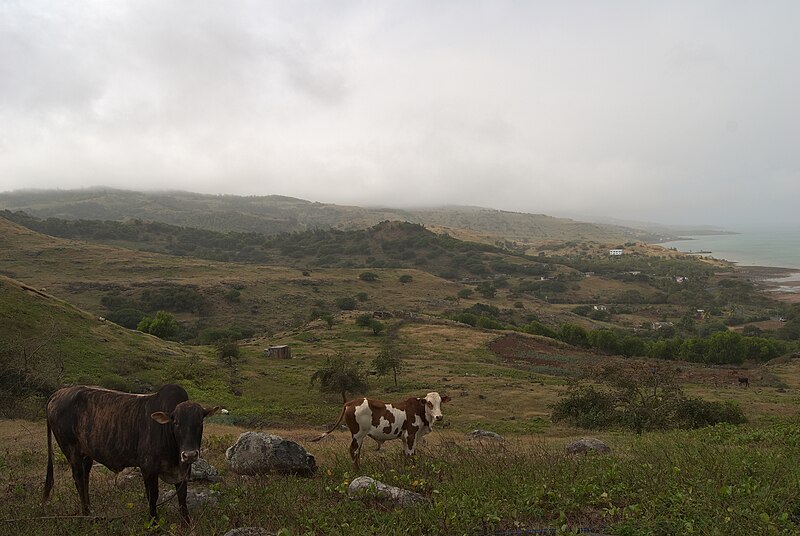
left=2, top=421, right=799, bottom=535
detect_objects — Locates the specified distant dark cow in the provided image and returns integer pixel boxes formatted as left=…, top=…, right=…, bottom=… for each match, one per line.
left=312, top=392, right=450, bottom=469
left=43, top=384, right=218, bottom=521
left=738, top=376, right=749, bottom=388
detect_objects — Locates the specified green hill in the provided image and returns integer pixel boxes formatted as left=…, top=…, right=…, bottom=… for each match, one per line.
left=0, top=188, right=672, bottom=246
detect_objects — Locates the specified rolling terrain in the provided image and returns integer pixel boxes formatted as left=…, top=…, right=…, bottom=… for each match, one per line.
left=2, top=203, right=800, bottom=534
left=0, top=188, right=673, bottom=247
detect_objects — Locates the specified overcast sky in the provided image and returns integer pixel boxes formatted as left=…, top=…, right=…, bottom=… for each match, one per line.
left=1, top=1, right=798, bottom=226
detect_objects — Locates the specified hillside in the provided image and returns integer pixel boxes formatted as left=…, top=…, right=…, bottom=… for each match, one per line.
left=0, top=188, right=673, bottom=247
left=0, top=274, right=223, bottom=417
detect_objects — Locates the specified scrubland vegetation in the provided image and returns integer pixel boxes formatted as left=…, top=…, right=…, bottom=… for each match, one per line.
left=2, top=197, right=800, bottom=535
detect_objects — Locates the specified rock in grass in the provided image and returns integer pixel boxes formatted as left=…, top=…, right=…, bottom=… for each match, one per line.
left=566, top=437, right=611, bottom=455
left=347, top=476, right=426, bottom=507
left=225, top=432, right=316, bottom=476
left=190, top=458, right=221, bottom=482
left=223, top=529, right=273, bottom=536
left=466, top=429, right=504, bottom=441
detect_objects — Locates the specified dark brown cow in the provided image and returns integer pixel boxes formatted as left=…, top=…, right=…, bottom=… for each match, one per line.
left=312, top=392, right=450, bottom=469
left=738, top=376, right=749, bottom=388
left=43, top=384, right=218, bottom=521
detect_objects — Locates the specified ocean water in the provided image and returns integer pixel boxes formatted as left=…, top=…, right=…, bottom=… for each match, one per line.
left=659, top=227, right=800, bottom=270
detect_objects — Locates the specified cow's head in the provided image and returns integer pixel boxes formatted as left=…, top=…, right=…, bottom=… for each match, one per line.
left=423, top=392, right=451, bottom=424
left=151, top=402, right=219, bottom=464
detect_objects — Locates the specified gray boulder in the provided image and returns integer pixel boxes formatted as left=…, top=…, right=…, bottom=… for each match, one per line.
left=225, top=432, right=316, bottom=476
left=347, top=476, right=426, bottom=507
left=566, top=437, right=611, bottom=455
left=223, top=529, right=273, bottom=536
left=466, top=429, right=504, bottom=441
left=191, top=458, right=221, bottom=482
left=160, top=488, right=218, bottom=511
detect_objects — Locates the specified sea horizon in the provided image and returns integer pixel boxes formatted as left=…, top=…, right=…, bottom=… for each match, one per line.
left=658, top=226, right=800, bottom=271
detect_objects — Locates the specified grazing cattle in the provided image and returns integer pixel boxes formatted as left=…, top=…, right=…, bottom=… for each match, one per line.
left=312, top=392, right=450, bottom=469
left=43, top=384, right=218, bottom=522
left=738, top=376, right=749, bottom=388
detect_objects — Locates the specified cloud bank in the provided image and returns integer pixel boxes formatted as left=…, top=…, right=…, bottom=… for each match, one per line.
left=1, top=1, right=798, bottom=226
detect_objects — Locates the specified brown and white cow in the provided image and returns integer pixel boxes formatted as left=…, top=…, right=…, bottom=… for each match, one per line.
left=312, top=392, right=450, bottom=469
left=43, top=384, right=218, bottom=522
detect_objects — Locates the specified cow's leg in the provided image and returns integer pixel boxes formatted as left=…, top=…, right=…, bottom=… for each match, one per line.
left=375, top=439, right=384, bottom=452
left=176, top=480, right=190, bottom=521
left=67, top=456, right=89, bottom=515
left=350, top=434, right=366, bottom=470
left=142, top=471, right=160, bottom=521
left=79, top=457, right=92, bottom=515
left=403, top=430, right=418, bottom=462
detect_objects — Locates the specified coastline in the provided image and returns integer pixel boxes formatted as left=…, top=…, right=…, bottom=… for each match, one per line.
left=731, top=265, right=800, bottom=303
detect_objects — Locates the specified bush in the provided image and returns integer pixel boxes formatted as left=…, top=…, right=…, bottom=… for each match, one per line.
left=137, top=310, right=180, bottom=339
left=550, top=385, right=618, bottom=429
left=559, top=323, right=589, bottom=347
left=106, top=307, right=147, bottom=329
left=398, top=275, right=413, bottom=284
left=476, top=316, right=505, bottom=330
left=335, top=297, right=357, bottom=310
left=453, top=312, right=478, bottom=326
left=359, top=272, right=379, bottom=282
left=674, top=398, right=747, bottom=428
left=524, top=321, right=558, bottom=339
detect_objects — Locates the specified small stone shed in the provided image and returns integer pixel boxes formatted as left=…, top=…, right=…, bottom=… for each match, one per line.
left=264, top=345, right=291, bottom=359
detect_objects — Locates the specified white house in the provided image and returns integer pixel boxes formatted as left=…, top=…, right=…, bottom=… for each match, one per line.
left=609, top=249, right=623, bottom=256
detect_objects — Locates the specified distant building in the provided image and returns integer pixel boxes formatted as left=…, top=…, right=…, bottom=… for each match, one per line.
left=264, top=345, right=291, bottom=359
left=675, top=276, right=689, bottom=283
left=609, top=249, right=623, bottom=256
left=651, top=321, right=674, bottom=331
left=593, top=305, right=608, bottom=311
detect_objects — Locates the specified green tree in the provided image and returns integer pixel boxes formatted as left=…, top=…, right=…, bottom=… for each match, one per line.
left=355, top=314, right=385, bottom=335
left=398, top=274, right=413, bottom=284
left=559, top=323, right=589, bottom=347
left=374, top=343, right=404, bottom=386
left=311, top=355, right=369, bottom=403
left=457, top=288, right=474, bottom=300
left=476, top=282, right=496, bottom=299
left=588, top=329, right=620, bottom=354
left=137, top=310, right=179, bottom=339
left=216, top=339, right=240, bottom=368
left=619, top=336, right=648, bottom=357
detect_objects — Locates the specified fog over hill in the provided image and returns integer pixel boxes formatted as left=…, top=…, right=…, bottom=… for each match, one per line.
left=0, top=188, right=676, bottom=246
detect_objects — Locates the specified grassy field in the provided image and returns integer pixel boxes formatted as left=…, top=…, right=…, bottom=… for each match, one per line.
left=2, top=419, right=800, bottom=535
left=3, top=212, right=800, bottom=534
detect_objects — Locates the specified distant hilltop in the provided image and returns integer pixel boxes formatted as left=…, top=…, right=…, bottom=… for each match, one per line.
left=0, top=187, right=684, bottom=248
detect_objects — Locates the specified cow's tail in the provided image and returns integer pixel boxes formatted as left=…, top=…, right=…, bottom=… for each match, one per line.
left=311, top=405, right=347, bottom=442
left=43, top=419, right=54, bottom=504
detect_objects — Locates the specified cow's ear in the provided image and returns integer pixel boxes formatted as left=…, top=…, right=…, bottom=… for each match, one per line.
left=151, top=411, right=171, bottom=425
left=441, top=395, right=451, bottom=404
left=203, top=406, right=221, bottom=418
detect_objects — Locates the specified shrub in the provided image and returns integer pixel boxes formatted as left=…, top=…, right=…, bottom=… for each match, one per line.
left=453, top=312, right=478, bottom=326
left=559, top=323, right=589, bottom=347
left=398, top=275, right=413, bottom=284
left=550, top=385, right=618, bottom=429
left=359, top=272, right=379, bottom=282
left=106, top=308, right=147, bottom=329
left=477, top=316, right=505, bottom=330
left=137, top=310, right=180, bottom=339
left=335, top=297, right=357, bottom=310
left=524, top=321, right=558, bottom=339
left=674, top=398, right=747, bottom=428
